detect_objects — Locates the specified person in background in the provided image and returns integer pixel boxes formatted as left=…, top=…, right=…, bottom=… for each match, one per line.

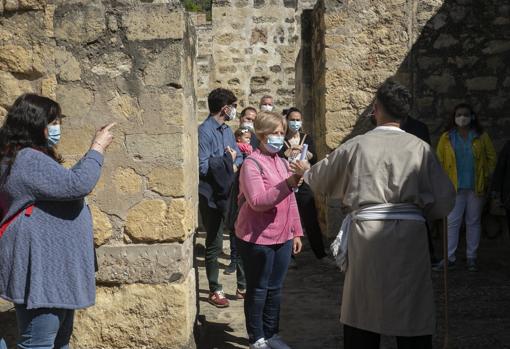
left=259, top=95, right=274, bottom=112
left=223, top=127, right=253, bottom=277
left=198, top=88, right=245, bottom=307
left=492, top=139, right=510, bottom=234
left=279, top=107, right=330, bottom=262
left=235, top=127, right=253, bottom=157
left=435, top=103, right=496, bottom=272
left=295, top=79, right=455, bottom=349
left=236, top=111, right=303, bottom=349
left=224, top=107, right=259, bottom=276
left=0, top=93, right=115, bottom=349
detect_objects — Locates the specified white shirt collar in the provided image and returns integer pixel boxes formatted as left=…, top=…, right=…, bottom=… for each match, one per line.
left=374, top=125, right=404, bottom=132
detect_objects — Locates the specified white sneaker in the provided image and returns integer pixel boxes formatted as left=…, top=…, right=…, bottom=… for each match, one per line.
left=250, top=338, right=271, bottom=349
left=266, top=334, right=292, bottom=349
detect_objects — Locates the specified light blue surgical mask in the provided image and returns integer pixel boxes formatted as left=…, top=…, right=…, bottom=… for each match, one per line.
left=264, top=135, right=284, bottom=153
left=288, top=120, right=302, bottom=132
left=47, top=124, right=61, bottom=146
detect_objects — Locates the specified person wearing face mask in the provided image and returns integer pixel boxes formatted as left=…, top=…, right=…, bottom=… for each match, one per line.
left=278, top=107, right=330, bottom=263
left=259, top=95, right=275, bottom=113
left=235, top=111, right=303, bottom=349
left=435, top=103, right=496, bottom=272
left=239, top=107, right=259, bottom=150
left=199, top=88, right=245, bottom=307
left=0, top=93, right=115, bottom=349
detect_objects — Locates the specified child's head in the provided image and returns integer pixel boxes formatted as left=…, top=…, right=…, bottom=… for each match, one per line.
left=235, top=127, right=252, bottom=144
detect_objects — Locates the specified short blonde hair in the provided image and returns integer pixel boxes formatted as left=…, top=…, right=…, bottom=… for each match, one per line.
left=254, top=111, right=287, bottom=140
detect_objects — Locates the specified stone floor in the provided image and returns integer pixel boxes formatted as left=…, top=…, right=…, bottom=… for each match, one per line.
left=195, top=231, right=510, bottom=349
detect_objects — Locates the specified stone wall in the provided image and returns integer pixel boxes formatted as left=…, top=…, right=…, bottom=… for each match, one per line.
left=311, top=0, right=510, bottom=236
left=195, top=0, right=317, bottom=120
left=0, top=1, right=198, bottom=348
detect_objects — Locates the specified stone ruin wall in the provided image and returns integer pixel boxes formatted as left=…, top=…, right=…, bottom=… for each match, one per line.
left=0, top=1, right=198, bottom=348
left=194, top=0, right=317, bottom=121
left=311, top=0, right=510, bottom=237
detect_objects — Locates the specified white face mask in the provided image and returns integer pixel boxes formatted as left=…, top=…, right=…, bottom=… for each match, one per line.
left=225, top=106, right=236, bottom=121
left=260, top=104, right=273, bottom=112
left=455, top=116, right=471, bottom=127
left=47, top=124, right=61, bottom=146
left=242, top=121, right=254, bottom=131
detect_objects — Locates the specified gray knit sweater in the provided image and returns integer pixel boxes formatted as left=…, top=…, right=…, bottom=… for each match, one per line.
left=0, top=148, right=103, bottom=309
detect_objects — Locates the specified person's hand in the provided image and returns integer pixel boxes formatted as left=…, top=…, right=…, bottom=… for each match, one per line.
left=286, top=174, right=301, bottom=188
left=91, top=123, right=116, bottom=154
left=293, top=236, right=302, bottom=255
left=290, top=160, right=310, bottom=176
left=291, top=145, right=303, bottom=151
left=225, top=146, right=237, bottom=161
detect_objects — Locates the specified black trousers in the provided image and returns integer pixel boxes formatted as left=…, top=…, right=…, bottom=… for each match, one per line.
left=295, top=183, right=327, bottom=259
left=344, top=325, right=432, bottom=349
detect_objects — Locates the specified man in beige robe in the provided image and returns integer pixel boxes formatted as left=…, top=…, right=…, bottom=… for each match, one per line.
left=300, top=80, right=455, bottom=348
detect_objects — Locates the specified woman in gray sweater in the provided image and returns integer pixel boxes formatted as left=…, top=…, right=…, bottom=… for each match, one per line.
left=0, top=94, right=114, bottom=349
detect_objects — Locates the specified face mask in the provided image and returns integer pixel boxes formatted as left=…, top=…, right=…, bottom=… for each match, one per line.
left=242, top=121, right=254, bottom=131
left=288, top=120, right=302, bottom=132
left=455, top=116, right=471, bottom=127
left=260, top=104, right=273, bottom=112
left=47, top=124, right=61, bottom=146
left=264, top=135, right=284, bottom=153
left=225, top=106, right=237, bottom=121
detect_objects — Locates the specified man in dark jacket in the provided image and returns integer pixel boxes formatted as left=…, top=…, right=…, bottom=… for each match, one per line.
left=198, top=88, right=243, bottom=308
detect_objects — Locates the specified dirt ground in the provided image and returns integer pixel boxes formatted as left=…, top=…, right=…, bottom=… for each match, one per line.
left=195, top=231, right=510, bottom=349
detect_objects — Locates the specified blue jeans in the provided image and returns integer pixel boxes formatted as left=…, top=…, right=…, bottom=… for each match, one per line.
left=237, top=238, right=292, bottom=344
left=15, top=305, right=74, bottom=349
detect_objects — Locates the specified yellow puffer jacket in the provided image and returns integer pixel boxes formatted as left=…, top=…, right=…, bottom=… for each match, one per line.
left=436, top=131, right=496, bottom=196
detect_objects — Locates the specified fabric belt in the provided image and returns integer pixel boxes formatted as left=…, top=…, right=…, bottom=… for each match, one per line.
left=330, top=203, right=425, bottom=272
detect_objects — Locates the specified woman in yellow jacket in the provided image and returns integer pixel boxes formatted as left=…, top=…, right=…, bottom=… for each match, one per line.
left=435, top=103, right=496, bottom=272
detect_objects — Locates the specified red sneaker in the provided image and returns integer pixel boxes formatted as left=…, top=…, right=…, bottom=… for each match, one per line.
left=208, top=290, right=229, bottom=308
left=236, top=289, right=246, bottom=300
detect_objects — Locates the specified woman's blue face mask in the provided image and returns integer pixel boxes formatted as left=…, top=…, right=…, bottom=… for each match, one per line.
left=47, top=124, right=61, bottom=146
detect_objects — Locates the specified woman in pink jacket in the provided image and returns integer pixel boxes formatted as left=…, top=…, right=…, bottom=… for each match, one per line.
left=235, top=111, right=304, bottom=349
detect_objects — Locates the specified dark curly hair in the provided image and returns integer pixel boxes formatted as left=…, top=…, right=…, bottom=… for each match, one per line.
left=208, top=88, right=237, bottom=114
left=443, top=103, right=484, bottom=135
left=376, top=78, right=411, bottom=121
left=0, top=93, right=63, bottom=177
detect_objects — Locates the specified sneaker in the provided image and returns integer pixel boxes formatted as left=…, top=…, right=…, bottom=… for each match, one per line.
left=467, top=258, right=478, bottom=272
left=224, top=262, right=236, bottom=275
left=432, top=259, right=456, bottom=271
left=236, top=288, right=246, bottom=300
left=208, top=290, right=229, bottom=308
left=266, top=334, right=292, bottom=349
left=250, top=338, right=270, bottom=349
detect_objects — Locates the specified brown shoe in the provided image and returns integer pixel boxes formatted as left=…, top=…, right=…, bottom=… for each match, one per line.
left=236, top=289, right=246, bottom=300
left=208, top=290, right=229, bottom=308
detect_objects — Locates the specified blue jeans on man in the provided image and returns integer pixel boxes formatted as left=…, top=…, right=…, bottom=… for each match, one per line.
left=237, top=238, right=292, bottom=344
left=15, top=305, right=74, bottom=349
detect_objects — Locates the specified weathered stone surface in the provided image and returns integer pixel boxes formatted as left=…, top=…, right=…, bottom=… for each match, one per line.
left=72, top=271, right=196, bottom=349
left=95, top=237, right=193, bottom=284
left=143, top=43, right=182, bottom=86
left=54, top=1, right=106, bottom=43
left=90, top=205, right=112, bottom=247
left=0, top=44, right=44, bottom=76
left=55, top=84, right=93, bottom=119
left=41, top=75, right=57, bottom=99
left=125, top=198, right=194, bottom=242
left=465, top=76, right=498, bottom=91
left=59, top=126, right=95, bottom=156
left=0, top=71, right=33, bottom=108
left=122, top=5, right=184, bottom=41
left=113, top=167, right=143, bottom=194
left=107, top=93, right=141, bottom=121
left=125, top=133, right=183, bottom=163
left=147, top=167, right=185, bottom=197
left=55, top=48, right=81, bottom=81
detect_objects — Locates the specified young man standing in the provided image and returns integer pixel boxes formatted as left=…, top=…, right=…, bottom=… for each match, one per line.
left=199, top=88, right=244, bottom=308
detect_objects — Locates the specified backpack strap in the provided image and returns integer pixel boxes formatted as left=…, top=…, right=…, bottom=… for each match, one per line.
left=0, top=204, right=34, bottom=239
left=300, top=133, right=307, bottom=146
left=244, top=157, right=264, bottom=175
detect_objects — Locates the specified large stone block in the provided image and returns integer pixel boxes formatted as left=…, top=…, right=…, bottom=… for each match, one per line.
left=90, top=205, right=113, bottom=247
left=95, top=237, right=193, bottom=284
left=143, top=43, right=182, bottom=87
left=0, top=71, right=34, bottom=108
left=55, top=48, right=81, bottom=81
left=125, top=199, right=194, bottom=242
left=56, top=84, right=94, bottom=119
left=122, top=5, right=184, bottom=41
left=125, top=133, right=184, bottom=164
left=54, top=1, right=106, bottom=43
left=72, top=271, right=196, bottom=349
left=147, top=167, right=185, bottom=197
left=0, top=44, right=45, bottom=76
left=113, top=167, right=143, bottom=195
